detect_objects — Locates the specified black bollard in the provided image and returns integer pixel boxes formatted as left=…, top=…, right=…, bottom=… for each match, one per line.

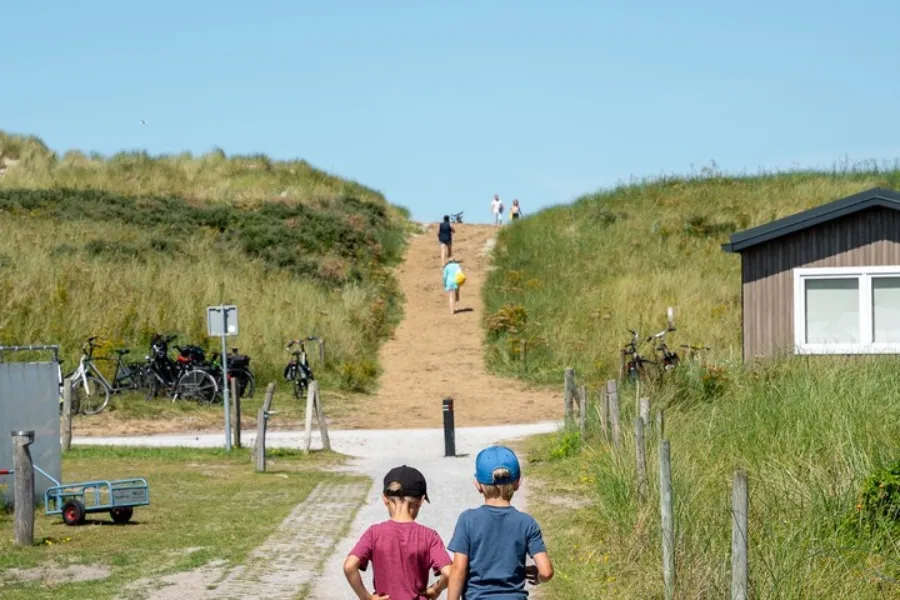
left=442, top=397, right=456, bottom=457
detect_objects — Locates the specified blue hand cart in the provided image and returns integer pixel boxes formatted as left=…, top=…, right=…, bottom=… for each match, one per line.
left=0, top=464, right=150, bottom=526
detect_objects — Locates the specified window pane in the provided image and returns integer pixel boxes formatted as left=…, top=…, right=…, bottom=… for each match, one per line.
left=805, top=278, right=859, bottom=344
left=873, top=277, right=900, bottom=343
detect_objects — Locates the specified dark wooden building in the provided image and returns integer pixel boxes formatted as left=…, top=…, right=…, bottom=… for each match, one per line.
left=722, top=187, right=900, bottom=361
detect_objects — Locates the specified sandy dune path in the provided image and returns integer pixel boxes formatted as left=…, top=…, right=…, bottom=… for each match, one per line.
left=338, top=223, right=557, bottom=429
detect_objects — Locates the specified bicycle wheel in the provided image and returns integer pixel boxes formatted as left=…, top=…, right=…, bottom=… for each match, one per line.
left=176, top=369, right=219, bottom=405
left=74, top=375, right=112, bottom=415
left=292, top=375, right=308, bottom=400
left=234, top=369, right=255, bottom=398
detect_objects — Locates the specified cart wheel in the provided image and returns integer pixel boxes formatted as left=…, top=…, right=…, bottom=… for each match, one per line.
left=110, top=506, right=134, bottom=524
left=62, top=500, right=86, bottom=526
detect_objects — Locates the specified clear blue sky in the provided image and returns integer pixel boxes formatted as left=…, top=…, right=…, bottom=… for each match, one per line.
left=3, top=1, right=900, bottom=223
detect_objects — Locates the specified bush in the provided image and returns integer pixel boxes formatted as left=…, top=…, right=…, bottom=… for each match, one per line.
left=856, top=459, right=900, bottom=524
left=339, top=359, right=378, bottom=393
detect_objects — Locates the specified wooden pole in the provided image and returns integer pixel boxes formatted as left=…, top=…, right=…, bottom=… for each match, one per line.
left=731, top=470, right=749, bottom=600
left=231, top=375, right=241, bottom=449
left=520, top=339, right=527, bottom=370
left=252, top=383, right=275, bottom=465
left=313, top=382, right=331, bottom=451
left=640, top=396, right=651, bottom=430
left=578, top=384, right=587, bottom=436
left=635, top=417, right=647, bottom=503
left=659, top=439, right=675, bottom=599
left=255, top=408, right=267, bottom=472
left=319, top=338, right=326, bottom=365
left=12, top=430, right=35, bottom=547
left=303, top=380, right=315, bottom=453
left=564, top=368, right=575, bottom=427
left=608, top=380, right=621, bottom=448
left=61, top=377, right=73, bottom=452
left=657, top=409, right=665, bottom=439
left=600, top=384, right=610, bottom=441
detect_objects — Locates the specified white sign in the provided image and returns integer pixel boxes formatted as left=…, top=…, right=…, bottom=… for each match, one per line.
left=207, top=305, right=239, bottom=337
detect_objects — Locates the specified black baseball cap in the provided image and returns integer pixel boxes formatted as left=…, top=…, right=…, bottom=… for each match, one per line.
left=383, top=465, right=430, bottom=502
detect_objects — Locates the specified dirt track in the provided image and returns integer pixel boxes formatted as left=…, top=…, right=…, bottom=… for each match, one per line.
left=337, top=223, right=557, bottom=429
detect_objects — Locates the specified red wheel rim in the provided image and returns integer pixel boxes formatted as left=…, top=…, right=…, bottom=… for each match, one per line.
left=65, top=506, right=78, bottom=521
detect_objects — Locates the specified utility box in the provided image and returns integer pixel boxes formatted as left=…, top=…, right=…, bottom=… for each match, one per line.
left=0, top=346, right=62, bottom=506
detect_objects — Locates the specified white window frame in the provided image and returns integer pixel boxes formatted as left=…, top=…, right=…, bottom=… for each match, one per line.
left=794, top=265, right=900, bottom=355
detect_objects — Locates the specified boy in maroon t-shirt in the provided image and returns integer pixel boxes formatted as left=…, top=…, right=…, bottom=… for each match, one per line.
left=343, top=465, right=452, bottom=600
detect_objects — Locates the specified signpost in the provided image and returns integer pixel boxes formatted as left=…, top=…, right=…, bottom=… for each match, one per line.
left=207, top=305, right=239, bottom=452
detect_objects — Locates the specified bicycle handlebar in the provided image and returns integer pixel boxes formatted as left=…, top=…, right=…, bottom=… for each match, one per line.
left=287, top=336, right=321, bottom=349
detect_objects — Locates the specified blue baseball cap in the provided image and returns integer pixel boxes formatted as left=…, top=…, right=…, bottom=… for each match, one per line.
left=475, top=445, right=521, bottom=484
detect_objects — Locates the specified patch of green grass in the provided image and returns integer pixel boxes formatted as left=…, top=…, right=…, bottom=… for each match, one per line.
left=0, top=130, right=412, bottom=394
left=523, top=358, right=900, bottom=598
left=482, top=163, right=900, bottom=385
left=0, top=446, right=355, bottom=599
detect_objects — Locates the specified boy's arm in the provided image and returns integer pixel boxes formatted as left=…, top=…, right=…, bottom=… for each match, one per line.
left=525, top=516, right=553, bottom=584
left=423, top=565, right=451, bottom=599
left=447, top=553, right=469, bottom=600
left=343, top=555, right=388, bottom=600
left=532, top=551, right=554, bottom=583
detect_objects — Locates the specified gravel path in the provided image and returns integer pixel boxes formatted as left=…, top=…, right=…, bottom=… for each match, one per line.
left=74, top=420, right=560, bottom=598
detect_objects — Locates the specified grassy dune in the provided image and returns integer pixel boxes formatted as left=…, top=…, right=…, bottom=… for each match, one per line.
left=0, top=131, right=411, bottom=392
left=483, top=164, right=900, bottom=598
left=483, top=164, right=900, bottom=385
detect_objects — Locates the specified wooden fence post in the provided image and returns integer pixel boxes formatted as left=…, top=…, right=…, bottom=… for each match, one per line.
left=564, top=368, right=575, bottom=427
left=314, top=383, right=331, bottom=451
left=231, top=376, right=241, bottom=449
left=657, top=409, right=665, bottom=439
left=600, top=385, right=610, bottom=441
left=731, top=470, right=749, bottom=600
left=640, top=396, right=651, bottom=430
left=608, top=380, right=621, bottom=448
left=252, top=382, right=275, bottom=467
left=520, top=339, right=527, bottom=371
left=635, top=416, right=647, bottom=503
left=255, top=407, right=268, bottom=472
left=578, top=384, right=587, bottom=436
left=303, top=380, right=315, bottom=454
left=659, top=439, right=675, bottom=600
left=12, top=430, right=35, bottom=547
left=319, top=338, right=326, bottom=365
left=61, top=377, right=73, bottom=452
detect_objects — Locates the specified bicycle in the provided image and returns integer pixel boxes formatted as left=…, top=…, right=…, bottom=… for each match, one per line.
left=207, top=347, right=256, bottom=401
left=58, top=337, right=113, bottom=416
left=622, top=329, right=656, bottom=382
left=648, top=326, right=680, bottom=372
left=284, top=337, right=320, bottom=399
left=450, top=211, right=464, bottom=223
left=94, top=348, right=153, bottom=395
left=144, top=334, right=219, bottom=405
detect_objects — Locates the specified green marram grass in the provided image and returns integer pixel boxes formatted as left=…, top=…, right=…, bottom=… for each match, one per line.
left=0, top=130, right=413, bottom=392
left=527, top=358, right=900, bottom=599
left=483, top=163, right=900, bottom=598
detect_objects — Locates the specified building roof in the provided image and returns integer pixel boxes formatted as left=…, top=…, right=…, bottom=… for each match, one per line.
left=722, top=186, right=900, bottom=253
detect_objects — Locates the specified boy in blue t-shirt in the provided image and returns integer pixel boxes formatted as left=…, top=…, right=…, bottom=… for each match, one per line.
left=447, top=446, right=554, bottom=599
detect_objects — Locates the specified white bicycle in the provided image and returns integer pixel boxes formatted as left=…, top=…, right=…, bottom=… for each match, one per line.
left=58, top=336, right=112, bottom=416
